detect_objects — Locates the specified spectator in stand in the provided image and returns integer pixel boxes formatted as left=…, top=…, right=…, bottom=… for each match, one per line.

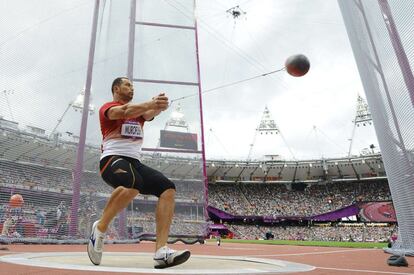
left=227, top=224, right=394, bottom=243
left=209, top=181, right=391, bottom=217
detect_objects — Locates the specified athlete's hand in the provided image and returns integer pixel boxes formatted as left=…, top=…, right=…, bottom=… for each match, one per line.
left=151, top=93, right=169, bottom=111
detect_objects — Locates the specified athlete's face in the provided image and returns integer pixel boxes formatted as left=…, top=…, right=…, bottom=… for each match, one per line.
left=115, top=78, right=134, bottom=103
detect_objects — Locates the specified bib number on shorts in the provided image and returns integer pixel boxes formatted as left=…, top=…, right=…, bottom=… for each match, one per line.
left=121, top=121, right=143, bottom=139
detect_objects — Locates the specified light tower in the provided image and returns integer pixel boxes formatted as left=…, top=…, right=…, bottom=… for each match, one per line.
left=348, top=94, right=373, bottom=157
left=71, top=89, right=95, bottom=114
left=354, top=94, right=372, bottom=126
left=257, top=106, right=280, bottom=135
left=165, top=103, right=189, bottom=131
left=49, top=89, right=95, bottom=140
left=247, top=106, right=294, bottom=161
left=247, top=107, right=279, bottom=161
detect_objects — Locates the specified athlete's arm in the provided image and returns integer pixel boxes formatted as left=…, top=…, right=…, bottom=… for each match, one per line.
left=142, top=93, right=169, bottom=121
left=142, top=109, right=162, bottom=121
left=107, top=95, right=168, bottom=120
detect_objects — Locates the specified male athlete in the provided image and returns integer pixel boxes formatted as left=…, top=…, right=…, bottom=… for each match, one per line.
left=87, top=77, right=190, bottom=268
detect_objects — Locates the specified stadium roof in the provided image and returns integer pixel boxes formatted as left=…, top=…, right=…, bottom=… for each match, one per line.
left=0, top=121, right=385, bottom=183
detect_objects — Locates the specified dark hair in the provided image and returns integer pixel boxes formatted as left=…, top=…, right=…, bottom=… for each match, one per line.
left=111, top=77, right=128, bottom=94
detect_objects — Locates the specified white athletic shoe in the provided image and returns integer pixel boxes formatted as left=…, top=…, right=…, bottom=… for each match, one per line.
left=153, top=246, right=191, bottom=269
left=87, top=220, right=105, bottom=265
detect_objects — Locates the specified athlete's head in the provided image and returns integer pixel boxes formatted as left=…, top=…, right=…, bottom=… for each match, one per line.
left=112, top=77, right=134, bottom=103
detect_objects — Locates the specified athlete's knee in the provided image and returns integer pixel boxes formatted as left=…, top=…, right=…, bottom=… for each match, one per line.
left=160, top=188, right=175, bottom=200
left=120, top=186, right=139, bottom=200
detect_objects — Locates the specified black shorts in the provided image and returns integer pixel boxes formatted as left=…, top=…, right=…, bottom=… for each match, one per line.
left=100, top=155, right=176, bottom=197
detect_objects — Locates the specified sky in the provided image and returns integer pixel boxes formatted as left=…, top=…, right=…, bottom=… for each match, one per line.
left=0, top=0, right=379, bottom=161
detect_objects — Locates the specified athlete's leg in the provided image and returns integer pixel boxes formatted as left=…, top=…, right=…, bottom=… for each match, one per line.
left=88, top=156, right=142, bottom=265
left=98, top=186, right=138, bottom=232
left=132, top=161, right=189, bottom=269
left=153, top=188, right=189, bottom=269
left=98, top=156, right=143, bottom=232
left=155, top=188, right=175, bottom=250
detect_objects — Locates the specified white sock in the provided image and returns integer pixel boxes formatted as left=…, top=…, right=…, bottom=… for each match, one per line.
left=155, top=246, right=168, bottom=257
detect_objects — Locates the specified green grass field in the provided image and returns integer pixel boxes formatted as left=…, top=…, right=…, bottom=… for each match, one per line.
left=207, top=238, right=388, bottom=248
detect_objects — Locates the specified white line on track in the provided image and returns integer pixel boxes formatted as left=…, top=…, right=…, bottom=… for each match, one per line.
left=221, top=247, right=262, bottom=251
left=0, top=252, right=316, bottom=274
left=316, top=266, right=414, bottom=275
left=243, top=248, right=373, bottom=257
